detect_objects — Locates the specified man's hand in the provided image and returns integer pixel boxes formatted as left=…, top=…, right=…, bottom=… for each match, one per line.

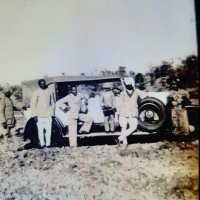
left=89, top=92, right=95, bottom=98
left=84, top=99, right=88, bottom=106
left=135, top=83, right=140, bottom=87
left=167, top=96, right=173, bottom=102
left=177, top=98, right=182, bottom=104
left=102, top=105, right=112, bottom=110
left=22, top=106, right=27, bottom=111
left=102, top=105, right=109, bottom=110
left=66, top=106, right=71, bottom=111
left=113, top=108, right=117, bottom=113
left=32, top=116, right=38, bottom=123
left=2, top=122, right=7, bottom=129
left=172, top=101, right=177, bottom=106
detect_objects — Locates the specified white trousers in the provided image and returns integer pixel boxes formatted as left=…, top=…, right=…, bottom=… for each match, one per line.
left=68, top=114, right=93, bottom=147
left=37, top=116, right=52, bottom=146
left=118, top=115, right=138, bottom=144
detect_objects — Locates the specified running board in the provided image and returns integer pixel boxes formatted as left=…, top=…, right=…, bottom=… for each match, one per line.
left=62, top=131, right=150, bottom=138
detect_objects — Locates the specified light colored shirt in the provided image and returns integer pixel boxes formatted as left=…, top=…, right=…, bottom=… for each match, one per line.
left=31, top=88, right=55, bottom=118
left=100, top=90, right=116, bottom=109
left=57, top=93, right=89, bottom=119
left=118, top=89, right=148, bottom=118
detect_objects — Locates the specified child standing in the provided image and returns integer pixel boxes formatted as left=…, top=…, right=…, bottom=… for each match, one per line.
left=100, top=82, right=116, bottom=134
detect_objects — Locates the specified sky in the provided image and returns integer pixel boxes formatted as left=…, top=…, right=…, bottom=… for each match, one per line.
left=0, top=0, right=198, bottom=85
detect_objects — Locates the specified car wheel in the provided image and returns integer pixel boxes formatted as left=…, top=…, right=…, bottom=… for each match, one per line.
left=51, top=116, right=63, bottom=147
left=138, top=97, right=166, bottom=132
left=24, top=117, right=63, bottom=147
left=23, top=117, right=39, bottom=143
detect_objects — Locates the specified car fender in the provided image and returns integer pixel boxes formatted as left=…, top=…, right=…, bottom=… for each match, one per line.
left=147, top=91, right=169, bottom=105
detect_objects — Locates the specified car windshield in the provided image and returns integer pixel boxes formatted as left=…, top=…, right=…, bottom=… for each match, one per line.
left=56, top=81, right=122, bottom=100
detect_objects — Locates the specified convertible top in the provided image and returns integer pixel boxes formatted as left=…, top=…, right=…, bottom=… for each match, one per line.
left=21, top=75, right=121, bottom=85
left=21, top=75, right=121, bottom=107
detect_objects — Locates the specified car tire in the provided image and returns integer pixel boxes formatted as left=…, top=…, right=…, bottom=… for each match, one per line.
left=51, top=116, right=63, bottom=147
left=24, top=117, right=39, bottom=142
left=138, top=97, right=166, bottom=132
left=24, top=116, right=63, bottom=147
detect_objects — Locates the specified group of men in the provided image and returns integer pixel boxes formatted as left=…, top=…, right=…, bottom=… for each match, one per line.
left=28, top=77, right=149, bottom=148
left=0, top=76, right=193, bottom=151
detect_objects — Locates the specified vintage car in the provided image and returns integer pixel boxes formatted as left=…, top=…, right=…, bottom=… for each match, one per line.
left=21, top=75, right=198, bottom=147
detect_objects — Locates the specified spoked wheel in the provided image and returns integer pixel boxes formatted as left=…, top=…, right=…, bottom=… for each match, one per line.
left=138, top=97, right=166, bottom=132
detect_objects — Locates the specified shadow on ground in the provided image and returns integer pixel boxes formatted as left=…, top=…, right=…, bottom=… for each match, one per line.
left=76, top=131, right=199, bottom=147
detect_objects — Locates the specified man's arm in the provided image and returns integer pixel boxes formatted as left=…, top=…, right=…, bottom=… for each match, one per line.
left=13, top=106, right=21, bottom=111
left=50, top=91, right=56, bottom=115
left=79, top=93, right=89, bottom=100
left=56, top=96, right=70, bottom=111
left=181, top=90, right=191, bottom=107
left=111, top=92, right=117, bottom=112
left=183, top=90, right=190, bottom=100
left=112, top=92, right=116, bottom=108
left=0, top=99, right=6, bottom=124
left=99, top=93, right=105, bottom=108
left=137, top=89, right=148, bottom=99
left=30, top=91, right=38, bottom=117
left=78, top=93, right=90, bottom=109
left=117, top=92, right=123, bottom=114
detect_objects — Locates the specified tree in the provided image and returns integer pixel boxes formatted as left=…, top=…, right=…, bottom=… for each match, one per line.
left=99, top=69, right=117, bottom=76
left=10, top=85, right=23, bottom=102
left=118, top=66, right=127, bottom=77
left=134, top=73, right=145, bottom=90
left=154, top=67, right=161, bottom=79
left=129, top=70, right=135, bottom=77
left=178, top=54, right=199, bottom=87
left=100, top=71, right=105, bottom=76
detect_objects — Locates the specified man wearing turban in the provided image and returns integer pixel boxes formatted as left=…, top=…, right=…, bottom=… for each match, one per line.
left=115, top=77, right=148, bottom=146
left=0, top=87, right=19, bottom=150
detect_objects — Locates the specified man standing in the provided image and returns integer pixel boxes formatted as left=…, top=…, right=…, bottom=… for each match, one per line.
left=166, top=78, right=194, bottom=135
left=115, top=77, right=148, bottom=146
left=0, top=87, right=19, bottom=150
left=57, top=85, right=93, bottom=147
left=100, top=82, right=117, bottom=133
left=30, top=79, right=55, bottom=148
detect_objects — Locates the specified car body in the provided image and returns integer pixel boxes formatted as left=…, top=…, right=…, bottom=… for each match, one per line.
left=21, top=75, right=197, bottom=146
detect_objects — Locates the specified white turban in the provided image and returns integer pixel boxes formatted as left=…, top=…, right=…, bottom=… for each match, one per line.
left=123, top=77, right=135, bottom=86
left=2, top=86, right=11, bottom=94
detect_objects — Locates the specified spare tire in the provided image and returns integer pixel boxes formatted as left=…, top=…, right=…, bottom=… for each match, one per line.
left=138, top=97, right=166, bottom=132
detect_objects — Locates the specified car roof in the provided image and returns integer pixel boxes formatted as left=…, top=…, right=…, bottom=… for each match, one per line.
left=21, top=75, right=121, bottom=86
left=21, top=75, right=122, bottom=107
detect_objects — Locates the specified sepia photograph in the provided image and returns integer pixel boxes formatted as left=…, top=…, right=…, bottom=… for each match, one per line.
left=0, top=0, right=199, bottom=199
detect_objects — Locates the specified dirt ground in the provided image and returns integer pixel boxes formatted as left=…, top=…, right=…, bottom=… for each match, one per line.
left=0, top=131, right=198, bottom=200
left=0, top=95, right=199, bottom=200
